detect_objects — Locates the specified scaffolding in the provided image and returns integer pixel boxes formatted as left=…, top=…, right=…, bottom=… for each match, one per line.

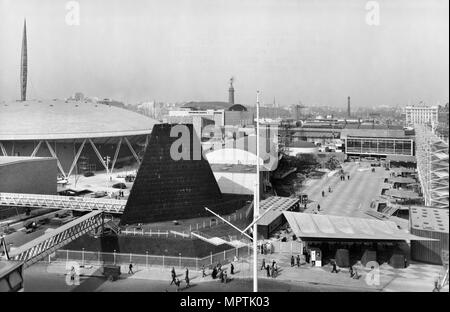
left=415, top=124, right=449, bottom=208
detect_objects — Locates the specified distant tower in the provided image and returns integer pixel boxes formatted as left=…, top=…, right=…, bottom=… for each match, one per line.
left=347, top=96, right=351, bottom=117
left=228, top=77, right=235, bottom=105
left=20, top=19, right=28, bottom=101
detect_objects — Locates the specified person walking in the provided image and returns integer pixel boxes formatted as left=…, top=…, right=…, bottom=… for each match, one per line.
left=291, top=255, right=295, bottom=267
left=266, top=264, right=271, bottom=277
left=170, top=274, right=177, bottom=285
left=170, top=267, right=176, bottom=285
left=261, top=258, right=266, bottom=270
left=230, top=263, right=235, bottom=275
left=347, top=175, right=350, bottom=180
left=296, top=254, right=301, bottom=267
left=185, top=275, right=190, bottom=288
left=317, top=204, right=321, bottom=212
left=322, top=190, right=325, bottom=197
left=70, top=266, right=76, bottom=281
left=353, top=267, right=360, bottom=279
left=185, top=267, right=189, bottom=280
left=202, top=265, right=207, bottom=278
left=128, top=263, right=134, bottom=274
left=331, top=261, right=338, bottom=273
left=432, top=280, right=441, bottom=292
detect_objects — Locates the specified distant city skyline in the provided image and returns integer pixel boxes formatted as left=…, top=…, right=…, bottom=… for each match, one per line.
left=0, top=0, right=448, bottom=108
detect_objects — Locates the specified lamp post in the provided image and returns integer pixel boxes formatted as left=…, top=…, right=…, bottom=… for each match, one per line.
left=253, top=90, right=260, bottom=292
left=204, top=91, right=263, bottom=292
left=104, top=156, right=111, bottom=190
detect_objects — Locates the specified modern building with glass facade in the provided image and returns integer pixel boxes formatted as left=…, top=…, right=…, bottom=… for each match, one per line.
left=341, top=129, right=414, bottom=157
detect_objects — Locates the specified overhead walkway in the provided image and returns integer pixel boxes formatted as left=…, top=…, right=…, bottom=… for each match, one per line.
left=5, top=211, right=104, bottom=268
left=0, top=192, right=126, bottom=214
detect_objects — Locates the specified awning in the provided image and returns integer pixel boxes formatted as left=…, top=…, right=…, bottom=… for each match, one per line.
left=258, top=196, right=299, bottom=226
left=385, top=189, right=422, bottom=200
left=388, top=177, right=417, bottom=184
left=386, top=155, right=417, bottom=163
left=283, top=211, right=435, bottom=241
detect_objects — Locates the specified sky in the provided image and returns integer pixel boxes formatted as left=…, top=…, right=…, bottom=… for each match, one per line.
left=0, top=0, right=448, bottom=108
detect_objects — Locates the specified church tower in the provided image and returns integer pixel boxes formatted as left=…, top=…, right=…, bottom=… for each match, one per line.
left=228, top=77, right=235, bottom=105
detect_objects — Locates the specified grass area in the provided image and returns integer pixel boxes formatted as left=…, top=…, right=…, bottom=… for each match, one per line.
left=124, top=203, right=252, bottom=234
left=65, top=234, right=233, bottom=257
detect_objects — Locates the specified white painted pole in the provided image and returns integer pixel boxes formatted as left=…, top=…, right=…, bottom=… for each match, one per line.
left=253, top=90, right=261, bottom=293
left=205, top=207, right=253, bottom=240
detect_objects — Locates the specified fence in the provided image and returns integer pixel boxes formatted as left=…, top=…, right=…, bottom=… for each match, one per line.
left=120, top=211, right=247, bottom=238
left=47, top=245, right=253, bottom=271
left=270, top=240, right=303, bottom=254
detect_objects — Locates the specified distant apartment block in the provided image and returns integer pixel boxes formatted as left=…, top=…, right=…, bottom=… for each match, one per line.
left=405, top=104, right=439, bottom=126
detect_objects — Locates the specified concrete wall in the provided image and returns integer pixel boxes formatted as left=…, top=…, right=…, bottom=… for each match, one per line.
left=0, top=157, right=57, bottom=194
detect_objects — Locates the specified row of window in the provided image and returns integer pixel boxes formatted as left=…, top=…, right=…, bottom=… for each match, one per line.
left=346, top=138, right=413, bottom=155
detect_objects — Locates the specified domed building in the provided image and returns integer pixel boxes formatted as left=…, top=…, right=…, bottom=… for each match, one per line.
left=0, top=99, right=159, bottom=178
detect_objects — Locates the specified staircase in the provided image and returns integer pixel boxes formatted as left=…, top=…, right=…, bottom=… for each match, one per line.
left=104, top=219, right=120, bottom=234
left=191, top=231, right=248, bottom=248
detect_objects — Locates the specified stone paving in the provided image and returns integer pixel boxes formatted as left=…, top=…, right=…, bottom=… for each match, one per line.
left=303, top=162, right=387, bottom=218
left=43, top=251, right=448, bottom=292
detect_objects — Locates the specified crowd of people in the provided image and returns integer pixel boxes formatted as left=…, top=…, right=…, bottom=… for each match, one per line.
left=260, top=258, right=279, bottom=278
left=168, top=260, right=238, bottom=291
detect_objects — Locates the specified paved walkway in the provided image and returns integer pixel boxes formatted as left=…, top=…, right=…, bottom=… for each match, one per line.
left=303, top=162, right=387, bottom=218
left=42, top=252, right=448, bottom=292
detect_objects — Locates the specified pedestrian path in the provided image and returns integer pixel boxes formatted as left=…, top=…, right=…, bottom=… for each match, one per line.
left=303, top=163, right=387, bottom=218
left=40, top=251, right=448, bottom=292
left=261, top=253, right=447, bottom=292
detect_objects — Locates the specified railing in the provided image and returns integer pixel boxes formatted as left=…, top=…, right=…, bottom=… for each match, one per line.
left=0, top=192, right=126, bottom=214
left=8, top=211, right=104, bottom=268
left=268, top=240, right=304, bottom=254
left=45, top=245, right=253, bottom=270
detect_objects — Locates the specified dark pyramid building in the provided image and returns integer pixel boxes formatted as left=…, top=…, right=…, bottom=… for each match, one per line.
left=121, top=123, right=242, bottom=225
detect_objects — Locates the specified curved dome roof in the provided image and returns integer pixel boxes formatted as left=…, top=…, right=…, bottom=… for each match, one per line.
left=228, top=104, right=247, bottom=111
left=0, top=99, right=159, bottom=140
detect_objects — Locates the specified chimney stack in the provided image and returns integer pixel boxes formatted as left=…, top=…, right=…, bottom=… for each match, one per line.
left=347, top=96, right=351, bottom=117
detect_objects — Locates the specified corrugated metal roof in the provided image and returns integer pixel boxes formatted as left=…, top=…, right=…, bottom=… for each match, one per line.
left=341, top=128, right=408, bottom=138
left=410, top=206, right=449, bottom=233
left=283, top=211, right=435, bottom=241
left=258, top=196, right=299, bottom=226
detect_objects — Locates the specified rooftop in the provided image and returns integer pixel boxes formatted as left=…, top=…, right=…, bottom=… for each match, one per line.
left=258, top=196, right=300, bottom=226
left=340, top=128, right=409, bottom=139
left=288, top=140, right=316, bottom=148
left=0, top=100, right=159, bottom=140
left=182, top=101, right=232, bottom=110
left=283, top=211, right=433, bottom=241
left=410, top=206, right=449, bottom=233
left=0, top=156, right=54, bottom=166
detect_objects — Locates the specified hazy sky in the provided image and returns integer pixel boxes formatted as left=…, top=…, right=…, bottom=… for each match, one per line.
left=0, top=0, right=448, bottom=108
